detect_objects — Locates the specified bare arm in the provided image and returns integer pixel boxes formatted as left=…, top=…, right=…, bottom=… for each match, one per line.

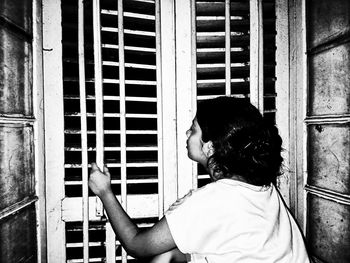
left=89, top=163, right=177, bottom=258
left=150, top=248, right=187, bottom=263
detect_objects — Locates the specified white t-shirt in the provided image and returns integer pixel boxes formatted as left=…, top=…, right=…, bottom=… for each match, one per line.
left=165, top=179, right=310, bottom=263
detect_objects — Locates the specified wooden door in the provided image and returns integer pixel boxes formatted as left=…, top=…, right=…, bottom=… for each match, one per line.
left=305, top=0, right=350, bottom=262
left=0, top=0, right=45, bottom=262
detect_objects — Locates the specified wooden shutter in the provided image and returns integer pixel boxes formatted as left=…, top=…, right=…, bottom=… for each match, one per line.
left=44, top=0, right=279, bottom=261
left=194, top=0, right=277, bottom=187
left=45, top=0, right=170, bottom=262
left=0, top=0, right=44, bottom=262
left=305, top=0, right=350, bottom=262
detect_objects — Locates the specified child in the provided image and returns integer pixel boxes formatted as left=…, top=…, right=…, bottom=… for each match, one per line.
left=89, top=96, right=310, bottom=262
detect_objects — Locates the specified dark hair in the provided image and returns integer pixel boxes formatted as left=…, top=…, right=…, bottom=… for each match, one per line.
left=196, top=96, right=283, bottom=186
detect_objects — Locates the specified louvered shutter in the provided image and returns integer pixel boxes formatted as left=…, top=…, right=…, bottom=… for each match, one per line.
left=194, top=0, right=277, bottom=187
left=47, top=0, right=164, bottom=262
left=44, top=0, right=277, bottom=262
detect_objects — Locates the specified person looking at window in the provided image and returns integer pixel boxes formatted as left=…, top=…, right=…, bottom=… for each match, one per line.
left=89, top=96, right=310, bottom=262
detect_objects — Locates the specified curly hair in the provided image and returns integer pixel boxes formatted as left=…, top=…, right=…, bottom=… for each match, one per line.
left=196, top=97, right=283, bottom=186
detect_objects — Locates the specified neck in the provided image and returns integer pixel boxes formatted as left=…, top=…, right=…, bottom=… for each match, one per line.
left=208, top=167, right=248, bottom=184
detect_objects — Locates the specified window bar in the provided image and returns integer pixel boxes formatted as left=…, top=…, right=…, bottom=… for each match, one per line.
left=275, top=0, right=290, bottom=204
left=92, top=0, right=104, bottom=216
left=78, top=0, right=89, bottom=261
left=249, top=0, right=264, bottom=112
left=225, top=0, right=231, bottom=96
left=155, top=0, right=164, bottom=217
left=93, top=0, right=116, bottom=262
left=258, top=0, right=264, bottom=112
left=33, top=0, right=45, bottom=260
left=191, top=0, right=198, bottom=189
left=117, top=0, right=127, bottom=262
left=175, top=0, right=196, bottom=196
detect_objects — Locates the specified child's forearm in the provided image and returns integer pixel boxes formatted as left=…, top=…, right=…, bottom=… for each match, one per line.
left=98, top=190, right=141, bottom=256
left=90, top=163, right=176, bottom=257
left=98, top=190, right=176, bottom=258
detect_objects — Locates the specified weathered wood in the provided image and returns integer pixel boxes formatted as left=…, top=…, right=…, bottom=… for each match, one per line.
left=0, top=27, right=32, bottom=116
left=307, top=0, right=350, bottom=49
left=62, top=195, right=158, bottom=222
left=33, top=0, right=46, bottom=261
left=288, top=0, right=307, bottom=228
left=159, top=0, right=178, bottom=210
left=276, top=0, right=290, bottom=205
left=0, top=124, right=35, bottom=211
left=308, top=123, right=350, bottom=195
left=307, top=194, right=350, bottom=262
left=0, top=205, right=37, bottom=263
left=308, top=43, right=350, bottom=116
left=0, top=0, right=32, bottom=33
left=176, top=0, right=197, bottom=197
left=306, top=0, right=350, bottom=262
left=43, top=0, right=66, bottom=261
left=77, top=0, right=89, bottom=261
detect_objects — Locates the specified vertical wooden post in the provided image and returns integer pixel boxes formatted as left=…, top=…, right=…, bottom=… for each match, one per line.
left=43, top=0, right=66, bottom=261
left=33, top=0, right=46, bottom=261
left=160, top=0, right=178, bottom=209
left=225, top=0, right=231, bottom=96
left=288, top=0, right=307, bottom=227
left=275, top=0, right=290, bottom=205
left=78, top=0, right=90, bottom=261
left=93, top=0, right=117, bottom=262
left=117, top=0, right=127, bottom=262
left=249, top=0, right=264, bottom=112
left=92, top=0, right=104, bottom=170
left=176, top=0, right=197, bottom=198
left=155, top=0, right=165, bottom=216
left=191, top=0, right=198, bottom=189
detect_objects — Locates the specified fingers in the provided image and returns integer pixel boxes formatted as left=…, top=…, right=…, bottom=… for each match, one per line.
left=90, top=162, right=110, bottom=177
left=91, top=162, right=100, bottom=171
left=103, top=165, right=111, bottom=177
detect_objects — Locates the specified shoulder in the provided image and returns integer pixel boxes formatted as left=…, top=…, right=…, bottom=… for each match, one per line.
left=165, top=182, right=221, bottom=215
left=184, top=182, right=228, bottom=204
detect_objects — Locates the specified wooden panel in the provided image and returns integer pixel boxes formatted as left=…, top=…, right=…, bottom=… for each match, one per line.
left=0, top=124, right=35, bottom=211
left=307, top=194, right=350, bottom=263
left=0, top=27, right=33, bottom=116
left=307, top=123, right=350, bottom=195
left=62, top=195, right=158, bottom=222
left=308, top=42, right=350, bottom=116
left=307, top=0, right=350, bottom=49
left=0, top=204, right=37, bottom=263
left=0, top=0, right=32, bottom=34
left=306, top=1, right=350, bottom=262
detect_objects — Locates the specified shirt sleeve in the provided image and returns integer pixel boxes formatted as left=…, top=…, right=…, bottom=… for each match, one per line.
left=165, top=187, right=214, bottom=254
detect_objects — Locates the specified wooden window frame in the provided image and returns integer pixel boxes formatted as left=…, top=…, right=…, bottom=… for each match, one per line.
left=42, top=0, right=292, bottom=262
left=33, top=0, right=46, bottom=262
left=285, top=0, right=308, bottom=229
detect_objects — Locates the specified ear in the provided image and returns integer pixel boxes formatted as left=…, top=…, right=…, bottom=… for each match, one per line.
left=202, top=140, right=214, bottom=158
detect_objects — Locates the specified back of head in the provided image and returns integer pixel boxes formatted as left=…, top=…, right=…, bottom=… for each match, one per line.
left=196, top=96, right=283, bottom=186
